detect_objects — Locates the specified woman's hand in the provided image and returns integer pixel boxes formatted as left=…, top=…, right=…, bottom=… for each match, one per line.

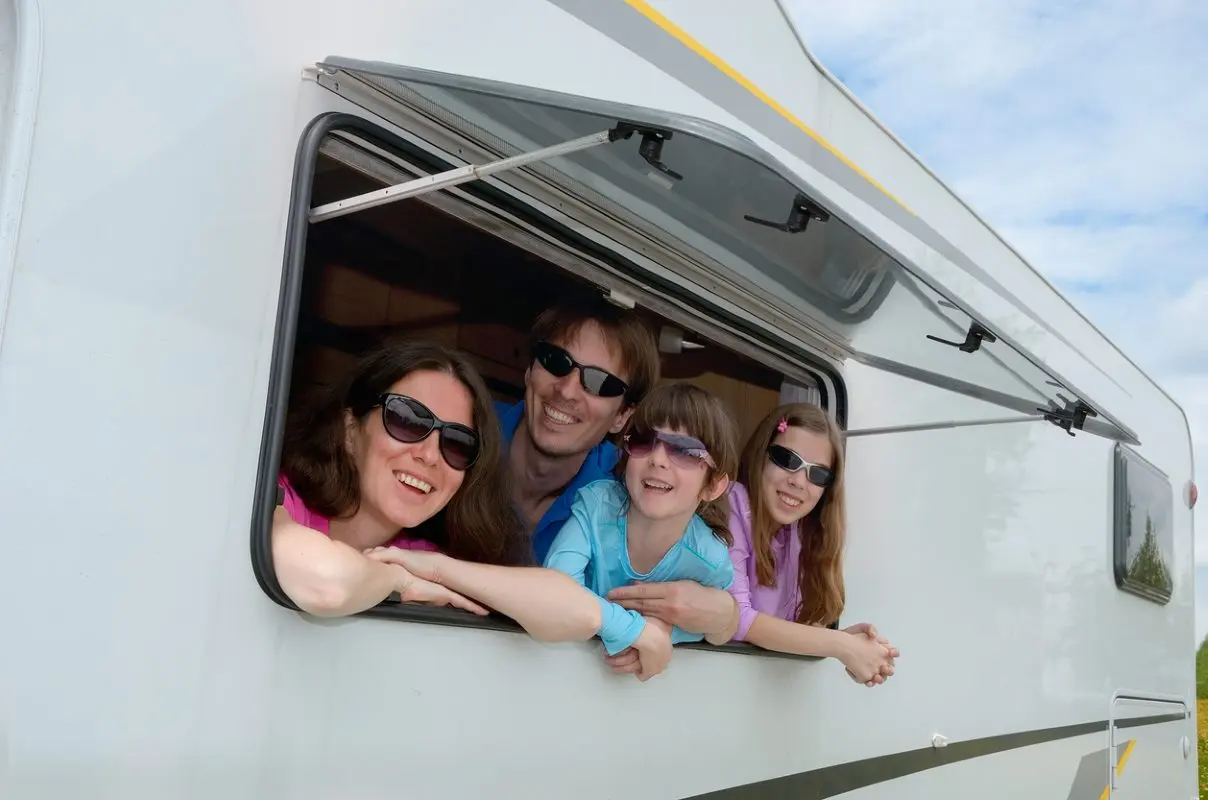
left=631, top=617, right=673, bottom=682
left=365, top=546, right=444, bottom=581
left=365, top=547, right=488, bottom=616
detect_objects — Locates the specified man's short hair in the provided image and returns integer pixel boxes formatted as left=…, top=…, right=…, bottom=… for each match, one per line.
left=529, top=296, right=660, bottom=406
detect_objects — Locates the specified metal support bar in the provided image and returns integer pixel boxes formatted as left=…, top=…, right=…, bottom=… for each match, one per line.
left=844, top=416, right=1040, bottom=438
left=309, top=129, right=616, bottom=223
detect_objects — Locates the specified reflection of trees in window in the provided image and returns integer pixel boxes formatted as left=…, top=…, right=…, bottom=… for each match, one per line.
left=1127, top=509, right=1173, bottom=594
left=1114, top=445, right=1174, bottom=605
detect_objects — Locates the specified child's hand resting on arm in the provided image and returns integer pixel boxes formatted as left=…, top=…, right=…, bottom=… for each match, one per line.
left=631, top=616, right=673, bottom=682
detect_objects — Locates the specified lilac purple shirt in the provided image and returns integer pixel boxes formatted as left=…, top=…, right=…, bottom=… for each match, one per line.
left=277, top=475, right=441, bottom=552
left=726, top=481, right=802, bottom=641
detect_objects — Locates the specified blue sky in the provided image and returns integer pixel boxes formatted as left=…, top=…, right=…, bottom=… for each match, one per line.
left=786, top=0, right=1208, bottom=641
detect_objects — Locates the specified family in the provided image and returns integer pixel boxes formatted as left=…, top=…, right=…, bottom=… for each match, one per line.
left=271, top=297, right=900, bottom=684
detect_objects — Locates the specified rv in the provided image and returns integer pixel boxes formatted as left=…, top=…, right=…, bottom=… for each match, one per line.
left=2, top=0, right=1197, bottom=797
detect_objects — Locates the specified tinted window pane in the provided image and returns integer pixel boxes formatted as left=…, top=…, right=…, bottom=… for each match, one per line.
left=1113, top=445, right=1174, bottom=604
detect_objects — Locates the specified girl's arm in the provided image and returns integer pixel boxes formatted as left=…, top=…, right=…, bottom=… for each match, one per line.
left=271, top=507, right=485, bottom=618
left=364, top=543, right=603, bottom=644
left=541, top=518, right=643, bottom=650
left=744, top=614, right=895, bottom=684
left=540, top=511, right=673, bottom=680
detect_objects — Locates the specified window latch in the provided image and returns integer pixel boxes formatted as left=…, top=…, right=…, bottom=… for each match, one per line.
left=744, top=192, right=830, bottom=234
left=610, top=123, right=683, bottom=181
left=926, top=321, right=996, bottom=353
left=1039, top=396, right=1098, bottom=436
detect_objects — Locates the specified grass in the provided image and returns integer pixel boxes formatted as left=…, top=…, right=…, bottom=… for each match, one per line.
left=1200, top=699, right=1208, bottom=798
left=1197, top=638, right=1208, bottom=797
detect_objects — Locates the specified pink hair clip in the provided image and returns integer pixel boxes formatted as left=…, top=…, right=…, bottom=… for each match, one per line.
left=776, top=417, right=788, bottom=434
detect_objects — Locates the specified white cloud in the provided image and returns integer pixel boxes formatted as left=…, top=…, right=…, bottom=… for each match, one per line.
left=786, top=0, right=1207, bottom=629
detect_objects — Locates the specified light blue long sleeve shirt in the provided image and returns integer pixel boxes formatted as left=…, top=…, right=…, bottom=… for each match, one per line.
left=543, top=478, right=735, bottom=655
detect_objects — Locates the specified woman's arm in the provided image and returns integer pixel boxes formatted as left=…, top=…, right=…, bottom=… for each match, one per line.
left=272, top=507, right=405, bottom=616
left=366, top=546, right=603, bottom=644
left=272, top=508, right=486, bottom=618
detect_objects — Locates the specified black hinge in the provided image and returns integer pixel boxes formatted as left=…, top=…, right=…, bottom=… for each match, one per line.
left=926, top=321, right=996, bottom=353
left=744, top=192, right=830, bottom=234
left=609, top=123, right=683, bottom=181
left=1040, top=397, right=1098, bottom=436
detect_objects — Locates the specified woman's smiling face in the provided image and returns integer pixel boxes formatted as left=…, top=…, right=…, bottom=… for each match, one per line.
left=347, top=369, right=474, bottom=533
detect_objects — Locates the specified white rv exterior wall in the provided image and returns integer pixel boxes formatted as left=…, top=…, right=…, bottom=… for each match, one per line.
left=1, top=0, right=1194, bottom=798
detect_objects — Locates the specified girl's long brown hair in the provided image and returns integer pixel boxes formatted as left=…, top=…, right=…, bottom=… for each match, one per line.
left=739, top=403, right=846, bottom=626
left=614, top=382, right=740, bottom=545
left=281, top=339, right=528, bottom=566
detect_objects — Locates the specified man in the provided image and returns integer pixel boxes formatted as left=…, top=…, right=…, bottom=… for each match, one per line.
left=495, top=296, right=743, bottom=647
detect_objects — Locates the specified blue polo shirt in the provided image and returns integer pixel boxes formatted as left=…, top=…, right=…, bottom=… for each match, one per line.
left=495, top=400, right=620, bottom=564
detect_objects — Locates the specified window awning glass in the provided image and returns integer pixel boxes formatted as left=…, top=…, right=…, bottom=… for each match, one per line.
left=315, top=57, right=1138, bottom=445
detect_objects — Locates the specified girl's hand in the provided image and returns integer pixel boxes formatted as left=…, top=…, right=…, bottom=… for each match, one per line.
left=605, top=617, right=672, bottom=677
left=843, top=622, right=901, bottom=658
left=633, top=619, right=673, bottom=682
left=603, top=647, right=641, bottom=676
left=841, top=622, right=899, bottom=686
left=365, top=547, right=488, bottom=616
left=838, top=634, right=896, bottom=686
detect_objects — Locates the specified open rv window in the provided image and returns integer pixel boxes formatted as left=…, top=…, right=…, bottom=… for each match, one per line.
left=1112, top=445, right=1174, bottom=605
left=251, top=112, right=836, bottom=661
left=311, top=58, right=1138, bottom=446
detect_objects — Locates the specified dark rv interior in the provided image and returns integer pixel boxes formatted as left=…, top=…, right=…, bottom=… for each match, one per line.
left=287, top=136, right=824, bottom=446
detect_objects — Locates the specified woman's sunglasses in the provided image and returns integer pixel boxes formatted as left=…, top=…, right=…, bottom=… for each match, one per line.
left=624, top=429, right=714, bottom=469
left=767, top=444, right=834, bottom=487
left=377, top=393, right=481, bottom=471
left=532, top=341, right=629, bottom=399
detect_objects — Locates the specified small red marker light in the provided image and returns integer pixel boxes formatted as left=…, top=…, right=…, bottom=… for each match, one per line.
left=1189, top=482, right=1198, bottom=509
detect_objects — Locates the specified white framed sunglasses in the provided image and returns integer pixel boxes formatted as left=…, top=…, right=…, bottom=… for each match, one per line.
left=767, top=444, right=833, bottom=487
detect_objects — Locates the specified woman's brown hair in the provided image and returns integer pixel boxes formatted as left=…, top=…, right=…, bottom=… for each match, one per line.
left=614, top=382, right=740, bottom=545
left=280, top=339, right=528, bottom=566
left=739, top=403, right=846, bottom=626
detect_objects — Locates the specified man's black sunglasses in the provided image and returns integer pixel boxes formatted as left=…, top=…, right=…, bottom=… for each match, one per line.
left=531, top=341, right=629, bottom=399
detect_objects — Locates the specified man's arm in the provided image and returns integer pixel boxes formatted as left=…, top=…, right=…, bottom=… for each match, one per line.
left=606, top=581, right=739, bottom=644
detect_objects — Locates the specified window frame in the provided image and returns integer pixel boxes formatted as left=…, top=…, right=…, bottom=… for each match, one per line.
left=1111, top=443, right=1175, bottom=606
left=250, top=111, right=848, bottom=659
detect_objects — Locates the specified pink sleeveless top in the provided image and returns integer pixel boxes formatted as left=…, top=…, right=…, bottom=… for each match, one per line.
left=277, top=475, right=441, bottom=552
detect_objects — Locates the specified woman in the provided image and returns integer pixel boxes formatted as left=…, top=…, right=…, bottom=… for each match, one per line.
left=272, top=338, right=601, bottom=643
left=726, top=404, right=899, bottom=685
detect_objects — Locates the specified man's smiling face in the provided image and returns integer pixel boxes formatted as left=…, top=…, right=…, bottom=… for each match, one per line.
left=522, top=321, right=633, bottom=459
